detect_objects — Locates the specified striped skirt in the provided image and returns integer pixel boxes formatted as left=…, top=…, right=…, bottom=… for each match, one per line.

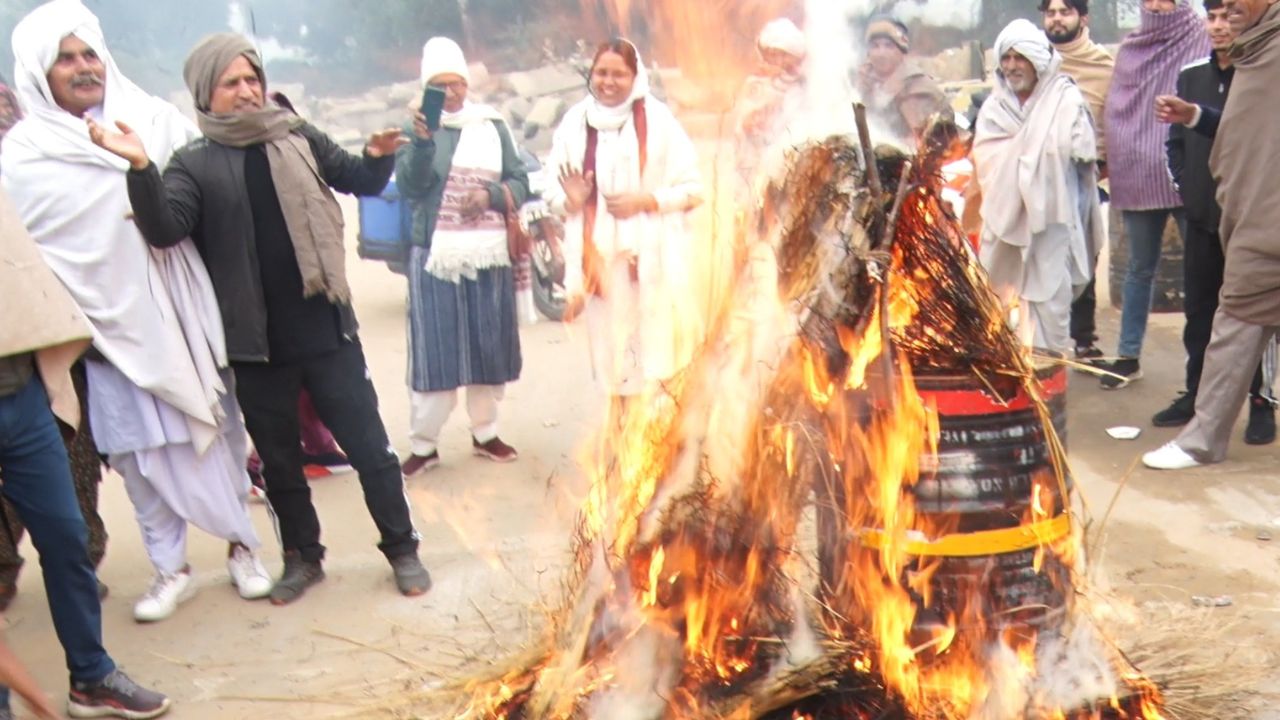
left=407, top=246, right=522, bottom=393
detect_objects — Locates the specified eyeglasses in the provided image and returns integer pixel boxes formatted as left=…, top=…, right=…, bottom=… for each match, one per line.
left=430, top=79, right=467, bottom=92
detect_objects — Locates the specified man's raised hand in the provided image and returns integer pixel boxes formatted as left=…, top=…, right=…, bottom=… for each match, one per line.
left=85, top=117, right=149, bottom=170
left=366, top=128, right=409, bottom=158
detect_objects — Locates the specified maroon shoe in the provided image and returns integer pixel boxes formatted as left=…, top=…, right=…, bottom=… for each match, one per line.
left=472, top=436, right=518, bottom=463
left=401, top=451, right=440, bottom=477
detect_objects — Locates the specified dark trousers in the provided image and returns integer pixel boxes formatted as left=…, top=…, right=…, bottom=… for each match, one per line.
left=0, top=362, right=107, bottom=580
left=1070, top=277, right=1098, bottom=348
left=0, top=376, right=114, bottom=683
left=1182, top=221, right=1264, bottom=398
left=232, top=341, right=418, bottom=564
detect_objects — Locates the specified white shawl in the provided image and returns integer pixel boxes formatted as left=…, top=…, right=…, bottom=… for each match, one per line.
left=545, top=89, right=703, bottom=383
left=973, top=20, right=1104, bottom=304
left=426, top=104, right=510, bottom=283
left=1, top=0, right=227, bottom=451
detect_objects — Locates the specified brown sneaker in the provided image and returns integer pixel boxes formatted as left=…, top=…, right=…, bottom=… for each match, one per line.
left=400, top=451, right=440, bottom=477
left=472, top=436, right=518, bottom=463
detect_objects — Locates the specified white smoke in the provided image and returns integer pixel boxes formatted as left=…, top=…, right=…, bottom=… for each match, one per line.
left=829, top=0, right=980, bottom=28
left=228, top=1, right=311, bottom=63
left=890, top=0, right=980, bottom=29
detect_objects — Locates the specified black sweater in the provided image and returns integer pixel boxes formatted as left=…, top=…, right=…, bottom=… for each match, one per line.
left=1166, top=52, right=1234, bottom=231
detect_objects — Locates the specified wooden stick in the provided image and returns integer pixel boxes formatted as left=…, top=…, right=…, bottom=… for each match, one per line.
left=853, top=103, right=883, bottom=201
left=877, top=161, right=914, bottom=400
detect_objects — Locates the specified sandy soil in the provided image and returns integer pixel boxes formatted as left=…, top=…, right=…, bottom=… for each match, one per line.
left=5, top=196, right=1278, bottom=719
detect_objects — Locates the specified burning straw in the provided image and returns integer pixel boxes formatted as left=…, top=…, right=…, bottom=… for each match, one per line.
left=416, top=127, right=1181, bottom=719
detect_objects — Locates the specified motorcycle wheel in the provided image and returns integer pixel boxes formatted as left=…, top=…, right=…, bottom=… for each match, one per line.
left=530, top=218, right=567, bottom=322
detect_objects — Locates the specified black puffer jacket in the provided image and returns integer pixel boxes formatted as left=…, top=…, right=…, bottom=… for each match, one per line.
left=126, top=123, right=393, bottom=362
left=1166, top=52, right=1234, bottom=231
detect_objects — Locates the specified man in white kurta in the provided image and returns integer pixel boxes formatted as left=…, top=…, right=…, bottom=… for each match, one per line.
left=1, top=0, right=270, bottom=622
left=973, top=20, right=1104, bottom=353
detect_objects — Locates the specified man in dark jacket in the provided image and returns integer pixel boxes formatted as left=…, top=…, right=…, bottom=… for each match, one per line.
left=88, top=33, right=432, bottom=605
left=1152, top=0, right=1275, bottom=445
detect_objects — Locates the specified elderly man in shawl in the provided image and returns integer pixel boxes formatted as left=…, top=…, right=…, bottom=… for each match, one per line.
left=0, top=187, right=170, bottom=718
left=1099, top=0, right=1210, bottom=389
left=734, top=18, right=806, bottom=200
left=89, top=33, right=432, bottom=605
left=1, top=0, right=272, bottom=625
left=1040, top=0, right=1115, bottom=365
left=973, top=20, right=1105, bottom=354
left=1143, top=0, right=1280, bottom=470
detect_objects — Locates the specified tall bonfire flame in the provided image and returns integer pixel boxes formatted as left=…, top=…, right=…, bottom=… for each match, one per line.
left=451, top=4, right=1170, bottom=718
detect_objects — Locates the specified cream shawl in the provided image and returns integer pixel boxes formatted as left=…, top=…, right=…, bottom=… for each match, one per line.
left=1054, top=27, right=1114, bottom=161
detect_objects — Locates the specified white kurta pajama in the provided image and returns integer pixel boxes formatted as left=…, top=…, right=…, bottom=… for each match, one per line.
left=545, top=59, right=704, bottom=396
left=973, top=21, right=1105, bottom=354
left=1, top=3, right=259, bottom=574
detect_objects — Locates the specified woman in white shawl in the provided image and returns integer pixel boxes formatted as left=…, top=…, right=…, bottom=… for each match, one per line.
left=396, top=37, right=529, bottom=476
left=545, top=39, right=704, bottom=399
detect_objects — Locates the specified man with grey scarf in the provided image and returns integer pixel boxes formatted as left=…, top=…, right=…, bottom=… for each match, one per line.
left=88, top=33, right=432, bottom=605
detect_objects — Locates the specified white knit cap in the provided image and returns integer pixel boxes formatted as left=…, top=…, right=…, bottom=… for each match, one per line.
left=420, top=36, right=470, bottom=86
left=758, top=18, right=806, bottom=59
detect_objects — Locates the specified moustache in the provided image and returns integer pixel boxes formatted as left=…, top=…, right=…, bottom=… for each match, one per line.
left=69, top=74, right=103, bottom=88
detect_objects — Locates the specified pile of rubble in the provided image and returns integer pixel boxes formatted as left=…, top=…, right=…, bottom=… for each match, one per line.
left=261, top=61, right=592, bottom=156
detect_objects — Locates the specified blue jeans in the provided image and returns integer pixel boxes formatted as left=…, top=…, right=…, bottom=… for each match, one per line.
left=1118, top=208, right=1186, bottom=359
left=0, top=375, right=114, bottom=684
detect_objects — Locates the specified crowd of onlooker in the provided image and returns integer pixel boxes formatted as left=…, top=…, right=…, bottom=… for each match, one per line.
left=3, top=0, right=1278, bottom=717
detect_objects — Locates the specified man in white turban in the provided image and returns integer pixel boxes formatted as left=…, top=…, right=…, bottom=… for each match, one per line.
left=973, top=19, right=1105, bottom=353
left=1, top=0, right=272, bottom=629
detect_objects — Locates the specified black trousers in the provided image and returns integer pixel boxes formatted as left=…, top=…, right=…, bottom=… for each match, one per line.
left=1183, top=221, right=1264, bottom=398
left=1069, top=278, right=1097, bottom=348
left=233, top=341, right=418, bottom=564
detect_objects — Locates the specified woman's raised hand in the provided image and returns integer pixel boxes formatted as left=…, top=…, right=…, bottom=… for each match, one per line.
left=558, top=164, right=595, bottom=214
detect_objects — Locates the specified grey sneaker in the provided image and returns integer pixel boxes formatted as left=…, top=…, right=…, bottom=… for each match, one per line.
left=68, top=669, right=171, bottom=719
left=389, top=555, right=432, bottom=597
left=269, top=552, right=324, bottom=606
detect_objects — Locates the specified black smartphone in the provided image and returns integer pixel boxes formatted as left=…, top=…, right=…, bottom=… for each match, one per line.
left=421, top=86, right=447, bottom=132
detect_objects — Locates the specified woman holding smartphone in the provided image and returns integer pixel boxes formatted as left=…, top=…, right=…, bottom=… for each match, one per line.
left=545, top=39, right=704, bottom=402
left=396, top=37, right=529, bottom=476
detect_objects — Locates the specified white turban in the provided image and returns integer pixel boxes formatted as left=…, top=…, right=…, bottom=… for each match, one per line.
left=994, top=19, right=1054, bottom=77
left=420, top=36, right=470, bottom=87
left=759, top=18, right=806, bottom=59
left=7, top=0, right=194, bottom=167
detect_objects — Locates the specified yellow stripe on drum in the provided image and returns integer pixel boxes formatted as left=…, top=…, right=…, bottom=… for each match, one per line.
left=858, top=514, right=1073, bottom=558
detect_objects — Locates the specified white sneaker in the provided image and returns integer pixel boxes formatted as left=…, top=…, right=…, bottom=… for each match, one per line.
left=1142, top=442, right=1204, bottom=471
left=133, top=567, right=196, bottom=622
left=227, top=545, right=273, bottom=600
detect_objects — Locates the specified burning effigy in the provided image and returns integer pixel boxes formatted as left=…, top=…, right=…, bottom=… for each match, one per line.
left=427, top=103, right=1170, bottom=719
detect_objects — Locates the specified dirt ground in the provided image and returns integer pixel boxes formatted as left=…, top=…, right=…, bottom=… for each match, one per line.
left=5, top=197, right=1279, bottom=719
